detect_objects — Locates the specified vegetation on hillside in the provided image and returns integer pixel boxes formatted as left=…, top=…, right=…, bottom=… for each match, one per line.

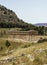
left=0, top=5, right=35, bottom=30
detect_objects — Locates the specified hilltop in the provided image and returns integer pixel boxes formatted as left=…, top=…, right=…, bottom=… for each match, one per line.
left=0, top=4, right=35, bottom=30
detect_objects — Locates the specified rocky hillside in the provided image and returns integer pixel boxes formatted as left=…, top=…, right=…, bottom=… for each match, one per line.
left=0, top=5, right=35, bottom=30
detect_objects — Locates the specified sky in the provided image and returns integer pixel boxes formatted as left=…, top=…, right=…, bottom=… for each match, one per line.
left=0, top=0, right=47, bottom=24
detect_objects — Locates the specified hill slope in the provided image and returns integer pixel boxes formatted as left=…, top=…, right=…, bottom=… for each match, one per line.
left=0, top=4, right=35, bottom=30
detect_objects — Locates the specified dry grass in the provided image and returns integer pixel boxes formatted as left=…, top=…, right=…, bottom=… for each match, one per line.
left=0, top=35, right=47, bottom=65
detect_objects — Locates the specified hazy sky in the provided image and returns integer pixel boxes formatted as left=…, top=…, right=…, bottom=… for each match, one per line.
left=0, top=0, right=47, bottom=24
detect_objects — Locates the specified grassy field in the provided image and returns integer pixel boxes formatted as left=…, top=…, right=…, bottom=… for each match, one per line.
left=0, top=38, right=47, bottom=65
left=0, top=38, right=32, bottom=56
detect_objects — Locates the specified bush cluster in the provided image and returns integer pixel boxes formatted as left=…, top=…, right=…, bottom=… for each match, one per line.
left=38, top=38, right=47, bottom=43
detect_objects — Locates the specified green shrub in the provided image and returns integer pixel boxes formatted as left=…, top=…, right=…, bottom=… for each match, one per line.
left=5, top=40, right=11, bottom=48
left=4, top=11, right=7, bottom=14
left=22, top=44, right=31, bottom=48
left=0, top=46, right=3, bottom=51
left=38, top=38, right=47, bottom=43
left=12, top=62, right=17, bottom=65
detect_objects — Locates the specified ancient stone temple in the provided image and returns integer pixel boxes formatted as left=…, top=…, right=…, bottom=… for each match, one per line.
left=8, top=30, right=38, bottom=41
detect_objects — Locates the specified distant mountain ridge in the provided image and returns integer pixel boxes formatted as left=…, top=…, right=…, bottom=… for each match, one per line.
left=35, top=23, right=47, bottom=27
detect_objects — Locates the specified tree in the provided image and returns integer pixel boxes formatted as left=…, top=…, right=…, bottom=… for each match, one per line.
left=38, top=26, right=45, bottom=35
